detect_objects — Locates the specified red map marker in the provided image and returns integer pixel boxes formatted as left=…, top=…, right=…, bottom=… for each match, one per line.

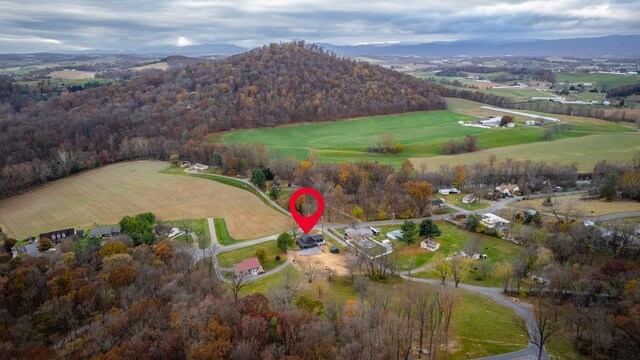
left=289, top=187, right=324, bottom=234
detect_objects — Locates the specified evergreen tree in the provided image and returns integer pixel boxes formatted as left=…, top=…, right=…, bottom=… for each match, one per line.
left=419, top=219, right=442, bottom=239
left=250, top=169, right=267, bottom=189
left=399, top=220, right=419, bottom=244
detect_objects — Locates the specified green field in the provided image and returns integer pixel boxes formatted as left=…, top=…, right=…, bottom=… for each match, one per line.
left=555, top=72, right=640, bottom=88
left=217, top=240, right=285, bottom=271
left=162, top=218, right=209, bottom=247
left=217, top=109, right=606, bottom=167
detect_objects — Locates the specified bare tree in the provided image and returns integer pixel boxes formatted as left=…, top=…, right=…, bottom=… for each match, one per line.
left=301, top=262, right=320, bottom=283
left=228, top=273, right=247, bottom=301
left=439, top=287, right=459, bottom=360
left=517, top=294, right=562, bottom=360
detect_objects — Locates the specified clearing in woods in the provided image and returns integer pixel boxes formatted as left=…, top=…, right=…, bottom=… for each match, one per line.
left=0, top=161, right=288, bottom=240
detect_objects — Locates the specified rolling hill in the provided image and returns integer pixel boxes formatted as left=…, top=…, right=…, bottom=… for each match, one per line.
left=0, top=41, right=444, bottom=199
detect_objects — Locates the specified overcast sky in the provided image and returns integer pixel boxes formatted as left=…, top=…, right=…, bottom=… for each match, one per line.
left=1, top=0, right=639, bottom=53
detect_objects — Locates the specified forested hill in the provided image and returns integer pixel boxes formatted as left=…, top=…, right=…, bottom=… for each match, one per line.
left=0, top=41, right=444, bottom=199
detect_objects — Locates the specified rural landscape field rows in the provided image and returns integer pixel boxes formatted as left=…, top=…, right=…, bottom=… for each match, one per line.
left=0, top=161, right=289, bottom=239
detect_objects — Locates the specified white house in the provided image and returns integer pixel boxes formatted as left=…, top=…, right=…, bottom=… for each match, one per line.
left=462, top=194, right=478, bottom=204
left=192, top=163, right=209, bottom=171
left=478, top=117, right=502, bottom=127
left=420, top=239, right=440, bottom=252
left=438, top=188, right=460, bottom=195
left=495, top=184, right=520, bottom=196
left=481, top=213, right=511, bottom=231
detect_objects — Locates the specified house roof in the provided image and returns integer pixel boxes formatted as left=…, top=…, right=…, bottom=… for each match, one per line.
left=496, top=184, right=519, bottom=191
left=345, top=228, right=372, bottom=238
left=235, top=257, right=261, bottom=272
left=481, top=213, right=510, bottom=225
left=89, top=226, right=120, bottom=237
left=39, top=228, right=75, bottom=240
left=297, top=233, right=324, bottom=246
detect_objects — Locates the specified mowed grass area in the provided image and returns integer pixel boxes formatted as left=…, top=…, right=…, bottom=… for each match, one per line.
left=443, top=193, right=491, bottom=211
left=0, top=161, right=289, bottom=240
left=214, top=218, right=240, bottom=245
left=162, top=218, right=210, bottom=247
left=449, top=290, right=528, bottom=359
left=217, top=240, right=286, bottom=271
left=412, top=132, right=640, bottom=172
left=510, top=194, right=640, bottom=217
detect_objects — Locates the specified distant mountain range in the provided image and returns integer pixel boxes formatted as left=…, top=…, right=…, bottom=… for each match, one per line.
left=7, top=35, right=640, bottom=58
left=318, top=35, right=640, bottom=58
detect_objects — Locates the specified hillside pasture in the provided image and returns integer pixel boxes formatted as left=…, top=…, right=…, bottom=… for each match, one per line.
left=218, top=109, right=598, bottom=167
left=0, top=161, right=288, bottom=240
left=218, top=100, right=634, bottom=168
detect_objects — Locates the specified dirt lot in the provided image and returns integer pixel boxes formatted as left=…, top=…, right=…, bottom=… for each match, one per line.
left=292, top=245, right=349, bottom=276
left=0, top=161, right=288, bottom=239
left=510, top=193, right=640, bottom=216
left=48, top=70, right=96, bottom=79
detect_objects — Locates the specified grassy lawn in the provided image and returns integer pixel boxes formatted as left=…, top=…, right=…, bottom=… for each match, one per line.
left=214, top=218, right=241, bottom=245
left=449, top=290, right=528, bottom=359
left=162, top=218, right=209, bottom=246
left=240, top=266, right=298, bottom=296
left=172, top=233, right=193, bottom=245
left=217, top=240, right=286, bottom=271
left=388, top=222, right=521, bottom=278
left=443, top=193, right=491, bottom=211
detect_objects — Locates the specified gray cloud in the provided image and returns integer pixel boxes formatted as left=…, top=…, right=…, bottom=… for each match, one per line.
left=0, top=0, right=638, bottom=52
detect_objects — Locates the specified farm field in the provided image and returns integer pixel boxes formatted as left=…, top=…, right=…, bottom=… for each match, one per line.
left=510, top=194, right=640, bottom=217
left=0, top=161, right=288, bottom=240
left=411, top=132, right=640, bottom=172
left=217, top=97, right=634, bottom=168
left=555, top=72, right=640, bottom=87
left=48, top=70, right=95, bottom=79
left=130, top=61, right=169, bottom=71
